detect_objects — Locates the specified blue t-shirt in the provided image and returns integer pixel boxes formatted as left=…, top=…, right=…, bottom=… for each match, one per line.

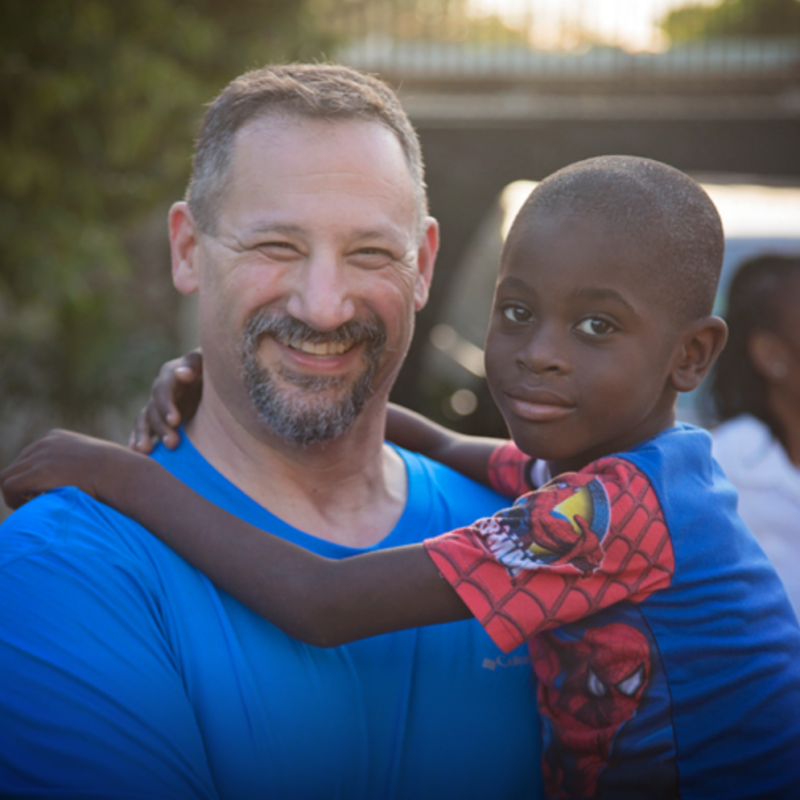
left=0, top=438, right=542, bottom=799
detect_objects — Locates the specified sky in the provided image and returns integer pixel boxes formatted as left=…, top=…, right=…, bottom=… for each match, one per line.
left=465, top=0, right=721, bottom=51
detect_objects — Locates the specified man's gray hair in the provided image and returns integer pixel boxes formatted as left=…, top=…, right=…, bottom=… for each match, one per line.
left=187, top=63, right=428, bottom=236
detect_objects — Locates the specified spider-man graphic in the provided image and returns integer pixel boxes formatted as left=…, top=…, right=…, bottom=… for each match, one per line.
left=532, top=623, right=651, bottom=798
left=427, top=458, right=675, bottom=649
left=477, top=472, right=611, bottom=577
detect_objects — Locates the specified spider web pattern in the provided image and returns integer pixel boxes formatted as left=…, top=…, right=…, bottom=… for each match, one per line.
left=487, top=441, right=533, bottom=498
left=426, top=457, right=675, bottom=653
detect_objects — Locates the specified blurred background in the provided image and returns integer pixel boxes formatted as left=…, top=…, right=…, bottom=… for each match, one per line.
left=2, top=0, right=800, bottom=517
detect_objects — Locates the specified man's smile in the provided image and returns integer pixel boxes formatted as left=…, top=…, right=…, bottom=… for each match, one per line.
left=275, top=333, right=355, bottom=357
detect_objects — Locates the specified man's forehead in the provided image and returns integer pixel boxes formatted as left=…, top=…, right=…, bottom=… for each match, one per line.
left=232, top=113, right=405, bottom=166
left=217, top=115, right=418, bottom=234
left=226, top=116, right=410, bottom=196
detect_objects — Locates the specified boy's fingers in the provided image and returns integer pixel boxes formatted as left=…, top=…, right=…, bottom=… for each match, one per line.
left=0, top=449, right=34, bottom=484
left=130, top=409, right=155, bottom=454
left=153, top=362, right=187, bottom=427
left=145, top=401, right=180, bottom=448
left=0, top=466, right=42, bottom=509
left=128, top=350, right=203, bottom=453
left=181, top=349, right=203, bottom=376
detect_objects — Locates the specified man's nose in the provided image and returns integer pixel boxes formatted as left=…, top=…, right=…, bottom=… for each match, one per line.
left=517, top=324, right=571, bottom=375
left=285, top=254, right=357, bottom=332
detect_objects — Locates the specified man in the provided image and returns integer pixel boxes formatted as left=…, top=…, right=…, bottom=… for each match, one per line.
left=0, top=65, right=541, bottom=798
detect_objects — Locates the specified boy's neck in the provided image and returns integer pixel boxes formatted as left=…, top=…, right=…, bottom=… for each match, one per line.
left=184, top=383, right=408, bottom=549
left=546, top=410, right=677, bottom=477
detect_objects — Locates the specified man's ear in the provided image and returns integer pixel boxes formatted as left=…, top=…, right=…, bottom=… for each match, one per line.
left=169, top=202, right=201, bottom=296
left=413, top=217, right=439, bottom=311
left=670, top=316, right=729, bottom=393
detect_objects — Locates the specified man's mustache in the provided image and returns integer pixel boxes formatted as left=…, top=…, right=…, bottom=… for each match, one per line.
left=242, top=309, right=388, bottom=354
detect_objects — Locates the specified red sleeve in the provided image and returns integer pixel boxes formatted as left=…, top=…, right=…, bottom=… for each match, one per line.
left=424, top=457, right=675, bottom=653
left=487, top=441, right=534, bottom=498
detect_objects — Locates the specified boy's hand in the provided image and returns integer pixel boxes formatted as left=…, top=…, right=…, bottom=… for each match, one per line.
left=0, top=430, right=133, bottom=509
left=130, top=350, right=203, bottom=454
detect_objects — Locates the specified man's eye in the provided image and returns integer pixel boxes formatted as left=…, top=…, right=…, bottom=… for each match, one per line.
left=259, top=241, right=297, bottom=254
left=355, top=247, right=393, bottom=260
left=576, top=317, right=615, bottom=336
left=350, top=248, right=394, bottom=269
left=502, top=305, right=532, bottom=324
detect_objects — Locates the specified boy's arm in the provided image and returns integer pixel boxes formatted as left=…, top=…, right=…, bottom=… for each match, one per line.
left=385, top=403, right=508, bottom=487
left=0, top=431, right=471, bottom=647
left=388, top=406, right=536, bottom=497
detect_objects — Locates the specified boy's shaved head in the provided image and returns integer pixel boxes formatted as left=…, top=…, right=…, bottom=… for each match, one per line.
left=508, top=156, right=724, bottom=321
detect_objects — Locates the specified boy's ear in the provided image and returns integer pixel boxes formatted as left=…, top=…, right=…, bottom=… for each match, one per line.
left=669, top=316, right=729, bottom=393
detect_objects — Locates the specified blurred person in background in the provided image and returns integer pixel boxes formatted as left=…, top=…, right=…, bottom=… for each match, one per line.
left=710, top=254, right=800, bottom=617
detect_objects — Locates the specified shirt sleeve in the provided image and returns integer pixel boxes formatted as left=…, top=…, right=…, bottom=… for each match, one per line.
left=425, top=457, right=675, bottom=653
left=0, top=489, right=220, bottom=799
left=487, top=441, right=535, bottom=497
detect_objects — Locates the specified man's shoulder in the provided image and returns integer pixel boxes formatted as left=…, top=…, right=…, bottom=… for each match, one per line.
left=0, top=486, right=175, bottom=578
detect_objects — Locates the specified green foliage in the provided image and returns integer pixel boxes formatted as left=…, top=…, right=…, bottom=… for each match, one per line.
left=661, top=0, right=800, bottom=42
left=0, top=0, right=324, bottom=445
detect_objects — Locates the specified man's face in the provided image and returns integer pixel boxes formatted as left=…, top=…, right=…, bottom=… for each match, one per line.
left=177, top=115, right=436, bottom=445
left=485, top=211, right=681, bottom=475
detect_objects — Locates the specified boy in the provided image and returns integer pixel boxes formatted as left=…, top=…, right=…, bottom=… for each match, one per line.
left=4, top=156, right=800, bottom=799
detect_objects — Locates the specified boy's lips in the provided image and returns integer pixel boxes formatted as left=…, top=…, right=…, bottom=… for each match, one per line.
left=504, top=388, right=575, bottom=422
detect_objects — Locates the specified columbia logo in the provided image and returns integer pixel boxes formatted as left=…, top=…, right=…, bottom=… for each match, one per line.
left=482, top=654, right=531, bottom=670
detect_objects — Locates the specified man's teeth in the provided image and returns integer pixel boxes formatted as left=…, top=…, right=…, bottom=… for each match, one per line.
left=284, top=337, right=354, bottom=356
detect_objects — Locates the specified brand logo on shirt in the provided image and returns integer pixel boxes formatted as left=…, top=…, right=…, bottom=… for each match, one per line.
left=482, top=654, right=531, bottom=670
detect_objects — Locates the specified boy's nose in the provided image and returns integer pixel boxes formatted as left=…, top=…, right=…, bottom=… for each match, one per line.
left=285, top=255, right=357, bottom=332
left=517, top=327, right=571, bottom=375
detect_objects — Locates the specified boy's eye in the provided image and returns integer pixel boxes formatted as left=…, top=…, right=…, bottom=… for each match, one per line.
left=502, top=304, right=532, bottom=324
left=576, top=317, right=616, bottom=336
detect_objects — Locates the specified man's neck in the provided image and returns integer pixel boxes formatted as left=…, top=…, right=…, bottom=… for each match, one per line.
left=184, top=387, right=408, bottom=548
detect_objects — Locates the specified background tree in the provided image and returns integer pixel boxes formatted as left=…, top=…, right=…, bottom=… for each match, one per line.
left=661, top=0, right=800, bottom=42
left=0, top=0, right=326, bottom=461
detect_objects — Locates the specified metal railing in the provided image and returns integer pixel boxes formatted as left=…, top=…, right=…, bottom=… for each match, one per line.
left=312, top=0, right=800, bottom=85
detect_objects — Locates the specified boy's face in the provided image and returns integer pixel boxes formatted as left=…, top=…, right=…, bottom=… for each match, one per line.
left=485, top=211, right=682, bottom=474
